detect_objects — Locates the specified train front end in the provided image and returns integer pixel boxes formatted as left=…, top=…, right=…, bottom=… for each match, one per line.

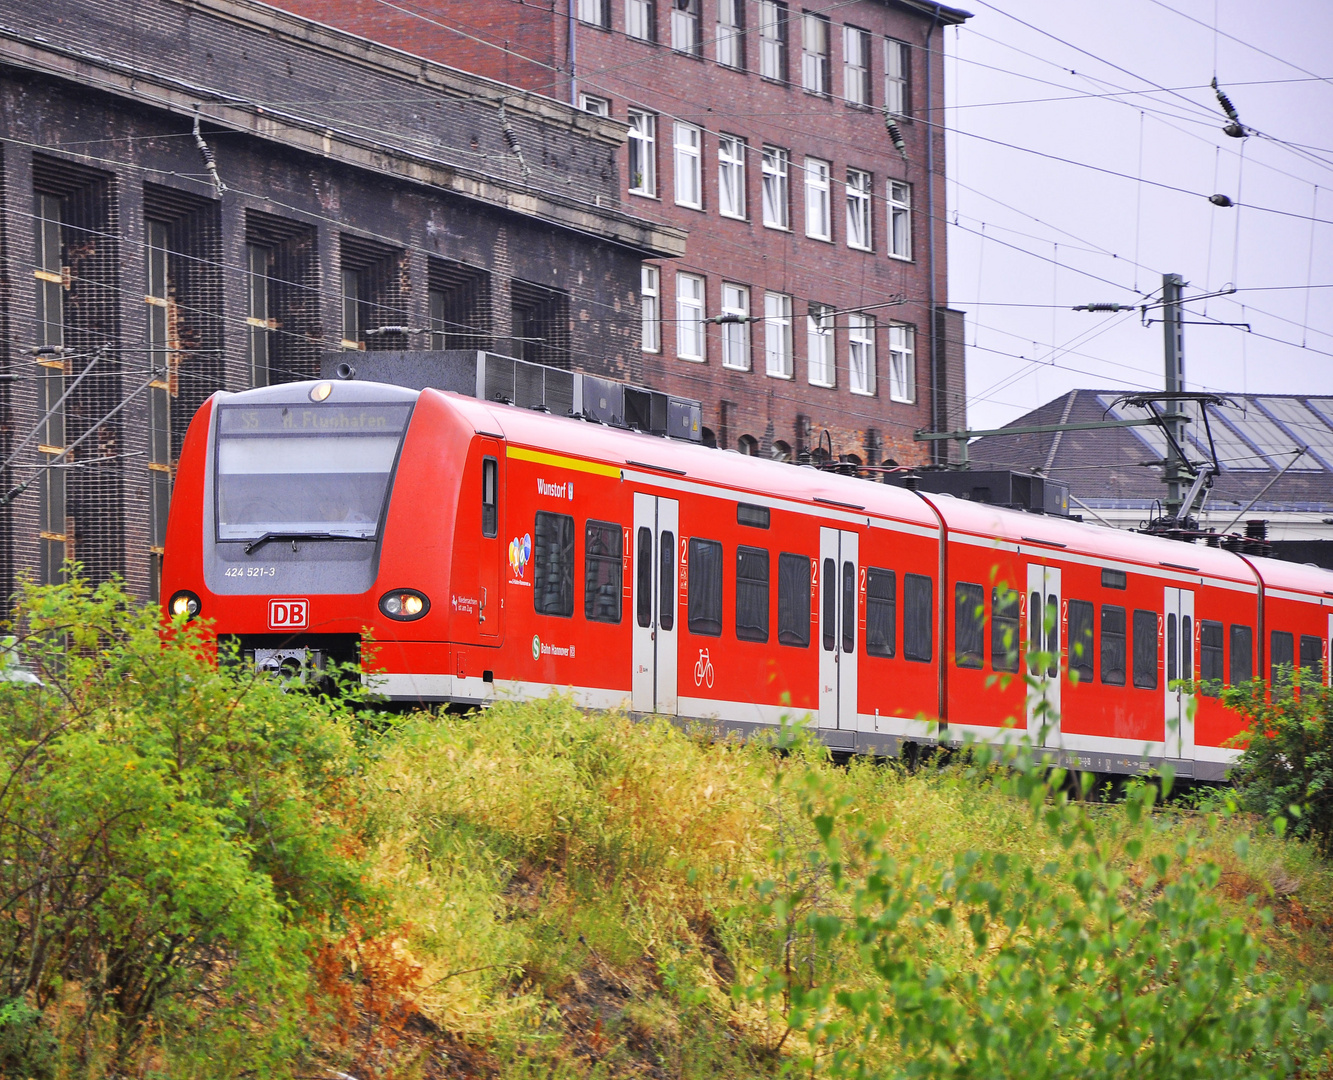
left=161, top=378, right=453, bottom=688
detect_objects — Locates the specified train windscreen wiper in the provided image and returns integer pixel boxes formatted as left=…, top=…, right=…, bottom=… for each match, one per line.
left=243, top=530, right=365, bottom=554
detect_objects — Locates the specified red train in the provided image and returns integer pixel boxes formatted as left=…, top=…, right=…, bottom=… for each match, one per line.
left=161, top=378, right=1333, bottom=781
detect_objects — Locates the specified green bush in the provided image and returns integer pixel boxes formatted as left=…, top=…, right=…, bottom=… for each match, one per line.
left=1224, top=673, right=1333, bottom=855
left=0, top=574, right=372, bottom=1075
left=737, top=729, right=1332, bottom=1078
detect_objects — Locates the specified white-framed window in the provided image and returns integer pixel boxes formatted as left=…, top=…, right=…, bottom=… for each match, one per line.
left=628, top=111, right=657, bottom=196
left=626, top=0, right=655, bottom=41
left=885, top=38, right=909, bottom=116
left=801, top=13, right=830, bottom=96
left=673, top=122, right=703, bottom=208
left=759, top=0, right=787, bottom=81
left=579, top=94, right=610, bottom=116
left=577, top=0, right=609, bottom=28
left=846, top=167, right=872, bottom=250
left=807, top=301, right=834, bottom=387
left=843, top=25, right=870, bottom=105
left=764, top=292, right=793, bottom=378
left=718, top=135, right=746, bottom=219
left=721, top=283, right=750, bottom=370
left=804, top=157, right=831, bottom=241
left=717, top=0, right=744, bottom=68
left=888, top=323, right=915, bottom=402
left=888, top=180, right=912, bottom=259
left=849, top=312, right=876, bottom=395
left=676, top=272, right=706, bottom=361
left=761, top=146, right=789, bottom=229
left=641, top=265, right=660, bottom=353
left=671, top=0, right=701, bottom=55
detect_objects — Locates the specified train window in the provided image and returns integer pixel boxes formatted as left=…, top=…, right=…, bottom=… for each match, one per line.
left=534, top=512, right=575, bottom=617
left=1167, top=613, right=1177, bottom=682
left=1132, top=609, right=1158, bottom=690
left=584, top=520, right=623, bottom=623
left=636, top=527, right=653, bottom=627
left=1230, top=624, right=1253, bottom=685
left=1027, top=591, right=1041, bottom=675
left=1199, top=620, right=1224, bottom=695
left=737, top=503, right=770, bottom=529
left=1300, top=634, right=1323, bottom=681
left=1270, top=630, right=1294, bottom=676
left=1182, top=615, right=1193, bottom=681
left=991, top=586, right=1019, bottom=672
left=660, top=532, right=675, bottom=631
left=1100, top=605, right=1126, bottom=686
left=1271, top=630, right=1295, bottom=695
left=1067, top=599, right=1094, bottom=683
left=482, top=457, right=498, bottom=538
left=688, top=538, right=723, bottom=636
left=866, top=568, right=896, bottom=658
left=736, top=546, right=770, bottom=643
left=777, top=553, right=810, bottom=647
left=903, top=573, right=933, bottom=663
left=842, top=562, right=856, bottom=654
left=1101, top=568, right=1127, bottom=590
left=822, top=558, right=837, bottom=651
left=1045, top=593, right=1059, bottom=679
left=954, top=582, right=984, bottom=669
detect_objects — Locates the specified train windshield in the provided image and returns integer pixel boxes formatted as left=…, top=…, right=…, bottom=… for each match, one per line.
left=214, top=401, right=413, bottom=542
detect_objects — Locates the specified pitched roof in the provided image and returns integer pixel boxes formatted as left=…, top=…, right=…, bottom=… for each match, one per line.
left=965, top=389, right=1333, bottom=515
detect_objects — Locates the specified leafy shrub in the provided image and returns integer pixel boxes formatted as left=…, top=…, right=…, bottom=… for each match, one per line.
left=1224, top=673, right=1333, bottom=855
left=0, top=574, right=372, bottom=1073
left=737, top=729, right=1332, bottom=1078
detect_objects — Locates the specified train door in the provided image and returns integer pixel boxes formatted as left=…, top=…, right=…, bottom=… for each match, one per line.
left=478, top=441, right=504, bottom=645
left=818, top=528, right=859, bottom=730
left=631, top=493, right=679, bottom=714
left=1165, top=587, right=1195, bottom=758
left=1025, top=564, right=1062, bottom=743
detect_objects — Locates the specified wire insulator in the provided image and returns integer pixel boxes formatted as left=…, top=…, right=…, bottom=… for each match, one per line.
left=883, top=113, right=908, bottom=162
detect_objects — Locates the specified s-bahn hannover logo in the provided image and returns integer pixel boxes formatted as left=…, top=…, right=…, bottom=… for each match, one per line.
left=268, top=598, right=309, bottom=630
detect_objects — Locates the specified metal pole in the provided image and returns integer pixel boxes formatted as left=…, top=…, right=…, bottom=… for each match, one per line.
left=1162, top=273, right=1186, bottom=519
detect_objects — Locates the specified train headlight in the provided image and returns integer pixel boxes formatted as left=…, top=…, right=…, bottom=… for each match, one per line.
left=379, top=589, right=429, bottom=621
left=309, top=381, right=333, bottom=402
left=168, top=590, right=201, bottom=619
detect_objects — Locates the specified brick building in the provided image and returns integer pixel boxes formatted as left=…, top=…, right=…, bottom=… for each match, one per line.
left=275, top=0, right=969, bottom=464
left=0, top=0, right=682, bottom=602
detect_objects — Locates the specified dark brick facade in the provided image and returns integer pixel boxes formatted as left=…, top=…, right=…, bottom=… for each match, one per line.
left=275, top=0, right=969, bottom=465
left=0, top=0, right=682, bottom=602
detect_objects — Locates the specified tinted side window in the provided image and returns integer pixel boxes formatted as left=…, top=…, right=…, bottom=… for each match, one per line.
left=1300, top=634, right=1323, bottom=681
left=736, top=546, right=770, bottom=642
left=636, top=527, right=652, bottom=627
left=1100, top=604, right=1126, bottom=686
left=1199, top=619, right=1223, bottom=695
left=866, top=568, right=896, bottom=658
left=841, top=561, right=856, bottom=653
left=1230, top=624, right=1253, bottom=685
left=991, top=586, right=1019, bottom=672
left=482, top=456, right=498, bottom=538
left=954, top=582, right=984, bottom=669
left=534, top=511, right=575, bottom=616
left=659, top=531, right=675, bottom=631
left=584, top=519, right=622, bottom=623
left=1270, top=630, right=1294, bottom=680
left=688, top=538, right=723, bottom=636
left=1067, top=599, right=1094, bottom=683
left=903, top=573, right=933, bottom=663
left=777, top=553, right=810, bottom=647
left=822, top=557, right=836, bottom=650
left=1132, top=609, right=1158, bottom=689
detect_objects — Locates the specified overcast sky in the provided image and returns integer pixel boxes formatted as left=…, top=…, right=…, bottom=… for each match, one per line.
left=943, top=0, right=1333, bottom=432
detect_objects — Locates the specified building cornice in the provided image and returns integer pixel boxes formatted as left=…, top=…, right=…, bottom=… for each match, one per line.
left=0, top=17, right=687, bottom=259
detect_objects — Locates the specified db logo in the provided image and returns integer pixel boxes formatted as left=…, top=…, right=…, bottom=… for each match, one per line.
left=268, top=598, right=309, bottom=630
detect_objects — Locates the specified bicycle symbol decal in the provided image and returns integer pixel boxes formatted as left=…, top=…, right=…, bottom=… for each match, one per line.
left=693, top=648, right=715, bottom=689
